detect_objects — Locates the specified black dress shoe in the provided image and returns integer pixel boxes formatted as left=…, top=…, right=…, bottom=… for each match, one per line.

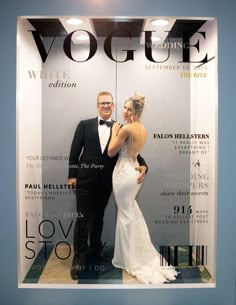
left=70, top=254, right=87, bottom=280
left=88, top=242, right=112, bottom=263
left=96, top=251, right=111, bottom=263
left=96, top=243, right=112, bottom=263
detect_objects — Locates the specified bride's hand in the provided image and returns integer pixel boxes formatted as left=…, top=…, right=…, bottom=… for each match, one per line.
left=112, top=122, right=122, bottom=135
left=135, top=165, right=147, bottom=184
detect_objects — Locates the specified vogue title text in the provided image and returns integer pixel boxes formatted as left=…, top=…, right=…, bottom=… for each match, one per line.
left=29, top=30, right=208, bottom=64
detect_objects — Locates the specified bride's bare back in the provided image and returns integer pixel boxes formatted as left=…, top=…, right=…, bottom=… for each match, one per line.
left=126, top=122, right=147, bottom=158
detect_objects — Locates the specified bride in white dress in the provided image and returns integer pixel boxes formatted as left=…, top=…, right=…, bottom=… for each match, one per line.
left=108, top=93, right=178, bottom=284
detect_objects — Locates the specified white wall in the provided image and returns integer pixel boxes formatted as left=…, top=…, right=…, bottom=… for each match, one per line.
left=190, top=19, right=217, bottom=278
left=17, top=18, right=43, bottom=282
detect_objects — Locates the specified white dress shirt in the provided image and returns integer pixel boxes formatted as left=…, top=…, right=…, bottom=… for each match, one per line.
left=98, top=116, right=112, bottom=153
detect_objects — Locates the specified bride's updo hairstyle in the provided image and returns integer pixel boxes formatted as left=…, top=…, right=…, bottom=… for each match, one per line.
left=126, top=93, right=146, bottom=119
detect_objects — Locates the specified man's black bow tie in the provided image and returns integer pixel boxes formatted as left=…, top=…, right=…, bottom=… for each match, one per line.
left=99, top=119, right=112, bottom=127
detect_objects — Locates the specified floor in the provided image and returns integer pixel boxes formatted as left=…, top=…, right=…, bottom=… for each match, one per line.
left=22, top=244, right=214, bottom=285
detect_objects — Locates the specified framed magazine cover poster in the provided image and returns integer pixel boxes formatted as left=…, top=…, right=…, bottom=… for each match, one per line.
left=16, top=15, right=218, bottom=288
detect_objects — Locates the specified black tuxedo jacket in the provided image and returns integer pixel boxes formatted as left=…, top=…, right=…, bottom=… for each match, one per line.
left=68, top=117, right=147, bottom=188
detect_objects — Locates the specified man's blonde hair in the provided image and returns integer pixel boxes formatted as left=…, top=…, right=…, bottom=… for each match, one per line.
left=97, top=91, right=113, bottom=103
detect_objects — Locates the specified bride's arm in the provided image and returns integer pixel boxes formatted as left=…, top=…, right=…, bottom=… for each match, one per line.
left=108, top=123, right=131, bottom=157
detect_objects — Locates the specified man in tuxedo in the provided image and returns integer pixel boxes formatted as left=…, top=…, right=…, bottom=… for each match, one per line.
left=68, top=91, right=147, bottom=280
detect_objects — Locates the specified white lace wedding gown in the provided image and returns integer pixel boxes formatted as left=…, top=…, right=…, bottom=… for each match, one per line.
left=112, top=144, right=178, bottom=284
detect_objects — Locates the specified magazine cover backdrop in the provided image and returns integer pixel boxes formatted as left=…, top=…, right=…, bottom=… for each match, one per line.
left=17, top=16, right=217, bottom=287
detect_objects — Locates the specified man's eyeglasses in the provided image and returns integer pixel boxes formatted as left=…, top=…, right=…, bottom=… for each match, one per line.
left=98, top=102, right=113, bottom=106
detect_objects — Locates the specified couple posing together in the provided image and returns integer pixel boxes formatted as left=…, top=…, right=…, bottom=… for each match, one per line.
left=68, top=91, right=177, bottom=284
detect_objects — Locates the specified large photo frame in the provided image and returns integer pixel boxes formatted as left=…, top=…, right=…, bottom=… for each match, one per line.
left=16, top=15, right=218, bottom=288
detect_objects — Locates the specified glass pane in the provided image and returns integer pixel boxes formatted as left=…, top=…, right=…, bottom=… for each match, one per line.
left=17, top=16, right=217, bottom=287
